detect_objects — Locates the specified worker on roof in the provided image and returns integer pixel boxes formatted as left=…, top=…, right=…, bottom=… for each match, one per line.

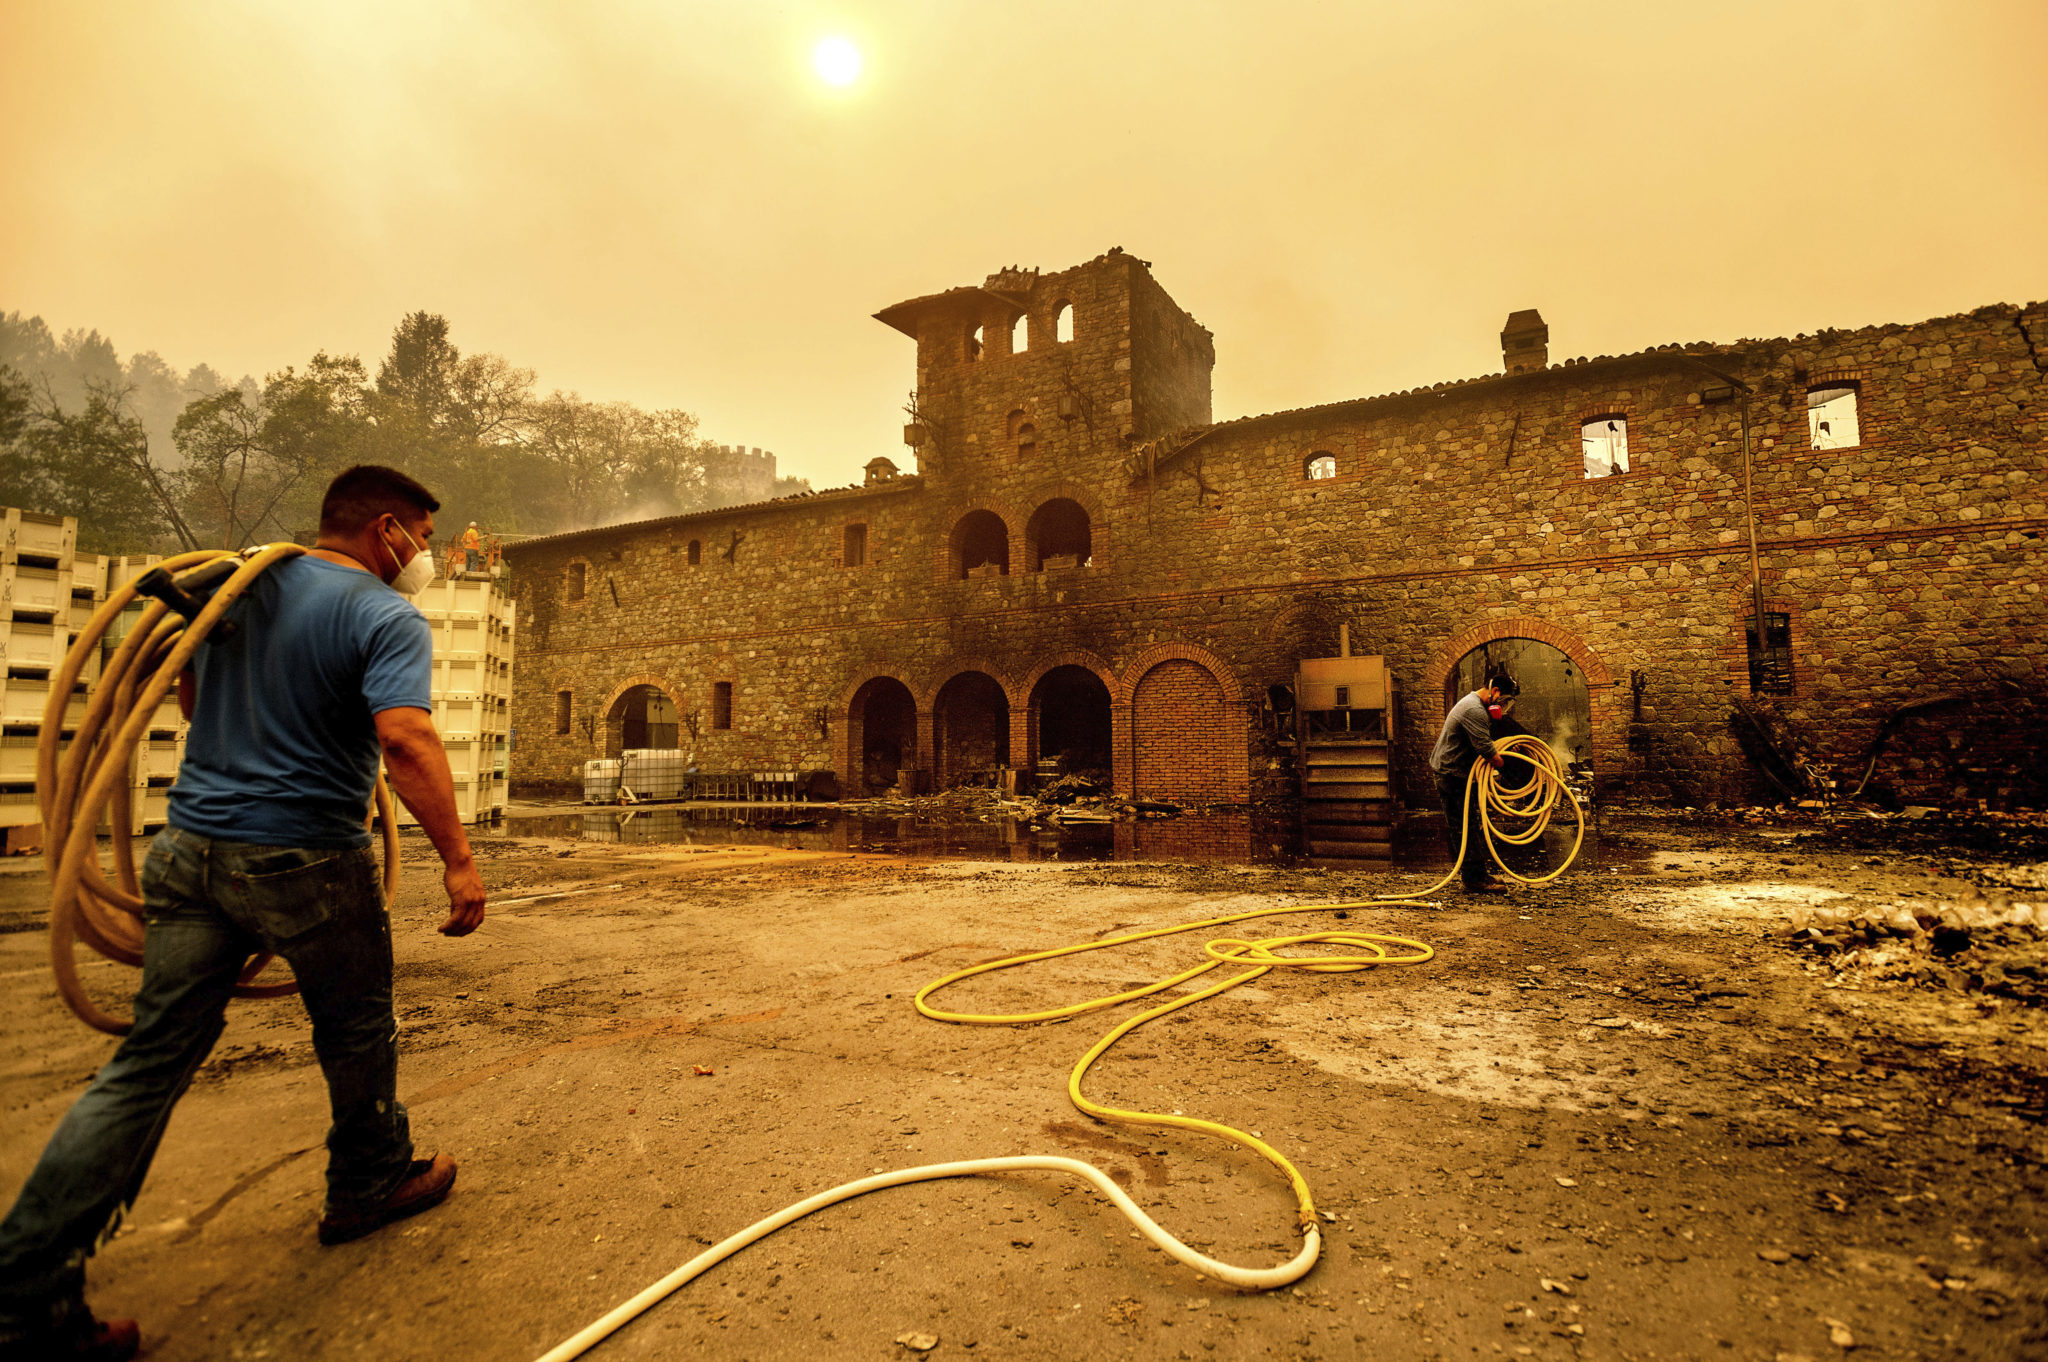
left=0, top=465, right=488, bottom=1362
left=1428, top=671, right=1520, bottom=896
left=462, top=520, right=482, bottom=574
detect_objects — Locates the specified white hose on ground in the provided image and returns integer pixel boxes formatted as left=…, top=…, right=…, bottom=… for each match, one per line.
left=530, top=1156, right=1319, bottom=1362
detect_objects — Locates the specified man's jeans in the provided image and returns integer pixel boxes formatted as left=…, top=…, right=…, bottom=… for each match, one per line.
left=0, top=829, right=411, bottom=1331
left=1436, top=770, right=1492, bottom=889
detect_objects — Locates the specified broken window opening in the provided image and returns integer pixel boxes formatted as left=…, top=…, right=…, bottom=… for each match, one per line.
left=952, top=509, right=1009, bottom=579
left=1581, top=417, right=1630, bottom=478
left=686, top=539, right=701, bottom=566
left=1010, top=314, right=1028, bottom=355
left=1016, top=422, right=1037, bottom=457
left=1745, top=611, right=1794, bottom=695
left=1305, top=452, right=1337, bottom=480
left=565, top=561, right=587, bottom=601
left=1807, top=385, right=1860, bottom=450
left=712, top=681, right=733, bottom=731
left=966, top=324, right=984, bottom=362
left=1027, top=498, right=1091, bottom=570
left=554, top=690, right=572, bottom=735
left=1054, top=302, right=1074, bottom=344
left=843, top=522, right=867, bottom=568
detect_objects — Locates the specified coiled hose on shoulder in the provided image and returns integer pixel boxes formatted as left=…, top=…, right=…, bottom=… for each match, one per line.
left=38, top=544, right=400, bottom=1035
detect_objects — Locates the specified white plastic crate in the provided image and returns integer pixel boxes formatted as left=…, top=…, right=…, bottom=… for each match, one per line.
left=0, top=785, right=39, bottom=828
left=435, top=658, right=482, bottom=699
left=137, top=735, right=183, bottom=782
left=619, top=749, right=692, bottom=800
left=0, top=619, right=68, bottom=671
left=583, top=758, right=621, bottom=803
left=106, top=555, right=163, bottom=598
left=435, top=697, right=483, bottom=739
left=1, top=564, right=73, bottom=615
left=390, top=775, right=498, bottom=827
left=442, top=738, right=490, bottom=780
left=2, top=676, right=85, bottom=727
left=0, top=732, right=44, bottom=782
left=437, top=618, right=486, bottom=659
left=3, top=510, right=76, bottom=562
left=69, top=553, right=107, bottom=597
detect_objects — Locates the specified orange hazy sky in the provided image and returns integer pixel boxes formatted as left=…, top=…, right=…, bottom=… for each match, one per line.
left=4, top=1, right=2045, bottom=489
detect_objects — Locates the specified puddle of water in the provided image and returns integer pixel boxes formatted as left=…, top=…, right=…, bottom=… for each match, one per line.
left=483, top=802, right=1612, bottom=870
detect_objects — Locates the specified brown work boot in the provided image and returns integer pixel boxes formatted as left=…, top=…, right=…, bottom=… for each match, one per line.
left=0, top=1313, right=139, bottom=1362
left=317, top=1154, right=458, bottom=1246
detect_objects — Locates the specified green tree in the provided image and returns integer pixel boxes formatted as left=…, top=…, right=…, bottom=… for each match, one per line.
left=3, top=376, right=181, bottom=554
left=173, top=388, right=308, bottom=548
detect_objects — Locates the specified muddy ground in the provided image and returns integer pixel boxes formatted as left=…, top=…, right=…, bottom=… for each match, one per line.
left=2, top=811, right=2045, bottom=1362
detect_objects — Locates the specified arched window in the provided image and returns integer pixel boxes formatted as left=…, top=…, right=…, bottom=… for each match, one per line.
left=951, top=510, right=1009, bottom=579
left=1054, top=302, right=1074, bottom=344
left=566, top=561, right=587, bottom=601
left=1010, top=314, right=1028, bottom=355
left=1305, top=452, right=1338, bottom=480
left=966, top=325, right=984, bottom=362
left=686, top=539, right=701, bottom=566
left=1027, top=498, right=1090, bottom=570
left=1581, top=417, right=1630, bottom=478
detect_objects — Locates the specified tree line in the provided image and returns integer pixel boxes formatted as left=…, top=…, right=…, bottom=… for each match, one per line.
left=0, top=310, right=805, bottom=557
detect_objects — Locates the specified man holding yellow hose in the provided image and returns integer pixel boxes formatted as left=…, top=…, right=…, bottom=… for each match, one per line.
left=0, top=466, right=488, bottom=1362
left=1428, top=671, right=1519, bottom=895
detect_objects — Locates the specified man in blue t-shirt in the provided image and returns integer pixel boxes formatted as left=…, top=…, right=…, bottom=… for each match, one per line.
left=0, top=466, right=489, bottom=1362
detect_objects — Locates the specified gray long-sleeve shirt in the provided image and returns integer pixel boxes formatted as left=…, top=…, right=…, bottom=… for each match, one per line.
left=1428, top=691, right=1498, bottom=776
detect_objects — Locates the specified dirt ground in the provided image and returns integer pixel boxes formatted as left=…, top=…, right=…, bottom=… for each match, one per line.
left=2, top=811, right=2045, bottom=1362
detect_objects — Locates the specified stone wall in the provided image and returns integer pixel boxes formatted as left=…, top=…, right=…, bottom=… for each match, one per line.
left=508, top=253, right=2048, bottom=808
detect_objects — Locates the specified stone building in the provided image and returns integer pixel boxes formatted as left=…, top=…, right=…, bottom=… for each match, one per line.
left=505, top=249, right=2048, bottom=809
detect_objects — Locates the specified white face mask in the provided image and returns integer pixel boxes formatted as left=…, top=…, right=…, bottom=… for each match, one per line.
left=384, top=520, right=436, bottom=597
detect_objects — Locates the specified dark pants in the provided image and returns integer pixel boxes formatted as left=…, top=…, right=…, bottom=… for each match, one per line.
left=1436, top=770, right=1492, bottom=889
left=0, top=828, right=410, bottom=1334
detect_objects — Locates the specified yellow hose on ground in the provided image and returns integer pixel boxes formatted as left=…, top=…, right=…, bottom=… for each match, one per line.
left=533, top=737, right=1585, bottom=1361
left=38, top=544, right=401, bottom=1035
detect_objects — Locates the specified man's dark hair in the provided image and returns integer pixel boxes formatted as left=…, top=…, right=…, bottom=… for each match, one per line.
left=1488, top=671, right=1521, bottom=697
left=318, top=465, right=440, bottom=537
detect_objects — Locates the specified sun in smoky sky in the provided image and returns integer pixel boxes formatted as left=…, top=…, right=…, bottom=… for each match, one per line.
left=813, top=36, right=862, bottom=87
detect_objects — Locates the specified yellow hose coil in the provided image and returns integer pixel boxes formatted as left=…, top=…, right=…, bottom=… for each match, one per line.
left=38, top=544, right=401, bottom=1035
left=534, top=735, right=1584, bottom=1360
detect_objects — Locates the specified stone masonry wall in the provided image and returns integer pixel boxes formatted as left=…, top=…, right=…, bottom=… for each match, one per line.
left=509, top=254, right=2048, bottom=809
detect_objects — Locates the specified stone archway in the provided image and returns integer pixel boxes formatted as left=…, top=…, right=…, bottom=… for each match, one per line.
left=604, top=682, right=681, bottom=758
left=932, top=671, right=1011, bottom=788
left=1030, top=665, right=1114, bottom=779
left=846, top=676, right=919, bottom=796
left=1423, top=616, right=1616, bottom=792
left=1445, top=638, right=1592, bottom=773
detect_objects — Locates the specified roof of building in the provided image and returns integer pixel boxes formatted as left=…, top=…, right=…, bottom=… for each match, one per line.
left=501, top=475, right=923, bottom=554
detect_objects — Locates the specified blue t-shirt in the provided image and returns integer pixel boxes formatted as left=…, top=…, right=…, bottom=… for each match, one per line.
left=169, top=555, right=434, bottom=848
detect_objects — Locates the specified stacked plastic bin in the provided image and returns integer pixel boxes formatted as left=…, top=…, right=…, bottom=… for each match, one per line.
left=406, top=573, right=517, bottom=827
left=0, top=510, right=111, bottom=847
left=101, top=554, right=182, bottom=834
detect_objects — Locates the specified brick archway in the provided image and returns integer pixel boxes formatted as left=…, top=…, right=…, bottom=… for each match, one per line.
left=1421, top=616, right=1617, bottom=789
left=836, top=669, right=921, bottom=785
left=1022, top=651, right=1119, bottom=786
left=597, top=673, right=684, bottom=759
left=1120, top=644, right=1250, bottom=804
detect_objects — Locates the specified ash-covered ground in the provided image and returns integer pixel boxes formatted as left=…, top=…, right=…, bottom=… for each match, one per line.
left=1, top=809, right=2043, bottom=1361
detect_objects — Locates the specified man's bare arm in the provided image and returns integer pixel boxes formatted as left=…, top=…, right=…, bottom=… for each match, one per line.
left=373, top=705, right=487, bottom=936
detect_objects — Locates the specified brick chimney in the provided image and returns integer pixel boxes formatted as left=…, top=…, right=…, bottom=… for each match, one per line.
left=1501, top=309, right=1548, bottom=374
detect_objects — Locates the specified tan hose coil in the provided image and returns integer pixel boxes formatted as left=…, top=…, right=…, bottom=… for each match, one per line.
left=38, top=544, right=401, bottom=1035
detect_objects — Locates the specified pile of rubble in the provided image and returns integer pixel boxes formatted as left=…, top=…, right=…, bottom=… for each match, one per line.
left=836, top=775, right=1192, bottom=825
left=1783, top=877, right=2048, bottom=1006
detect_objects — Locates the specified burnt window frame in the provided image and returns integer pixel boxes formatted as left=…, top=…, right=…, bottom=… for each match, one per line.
left=1805, top=382, right=1862, bottom=451
left=1580, top=414, right=1632, bottom=479
left=1053, top=301, right=1074, bottom=344
left=1304, top=451, right=1338, bottom=481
